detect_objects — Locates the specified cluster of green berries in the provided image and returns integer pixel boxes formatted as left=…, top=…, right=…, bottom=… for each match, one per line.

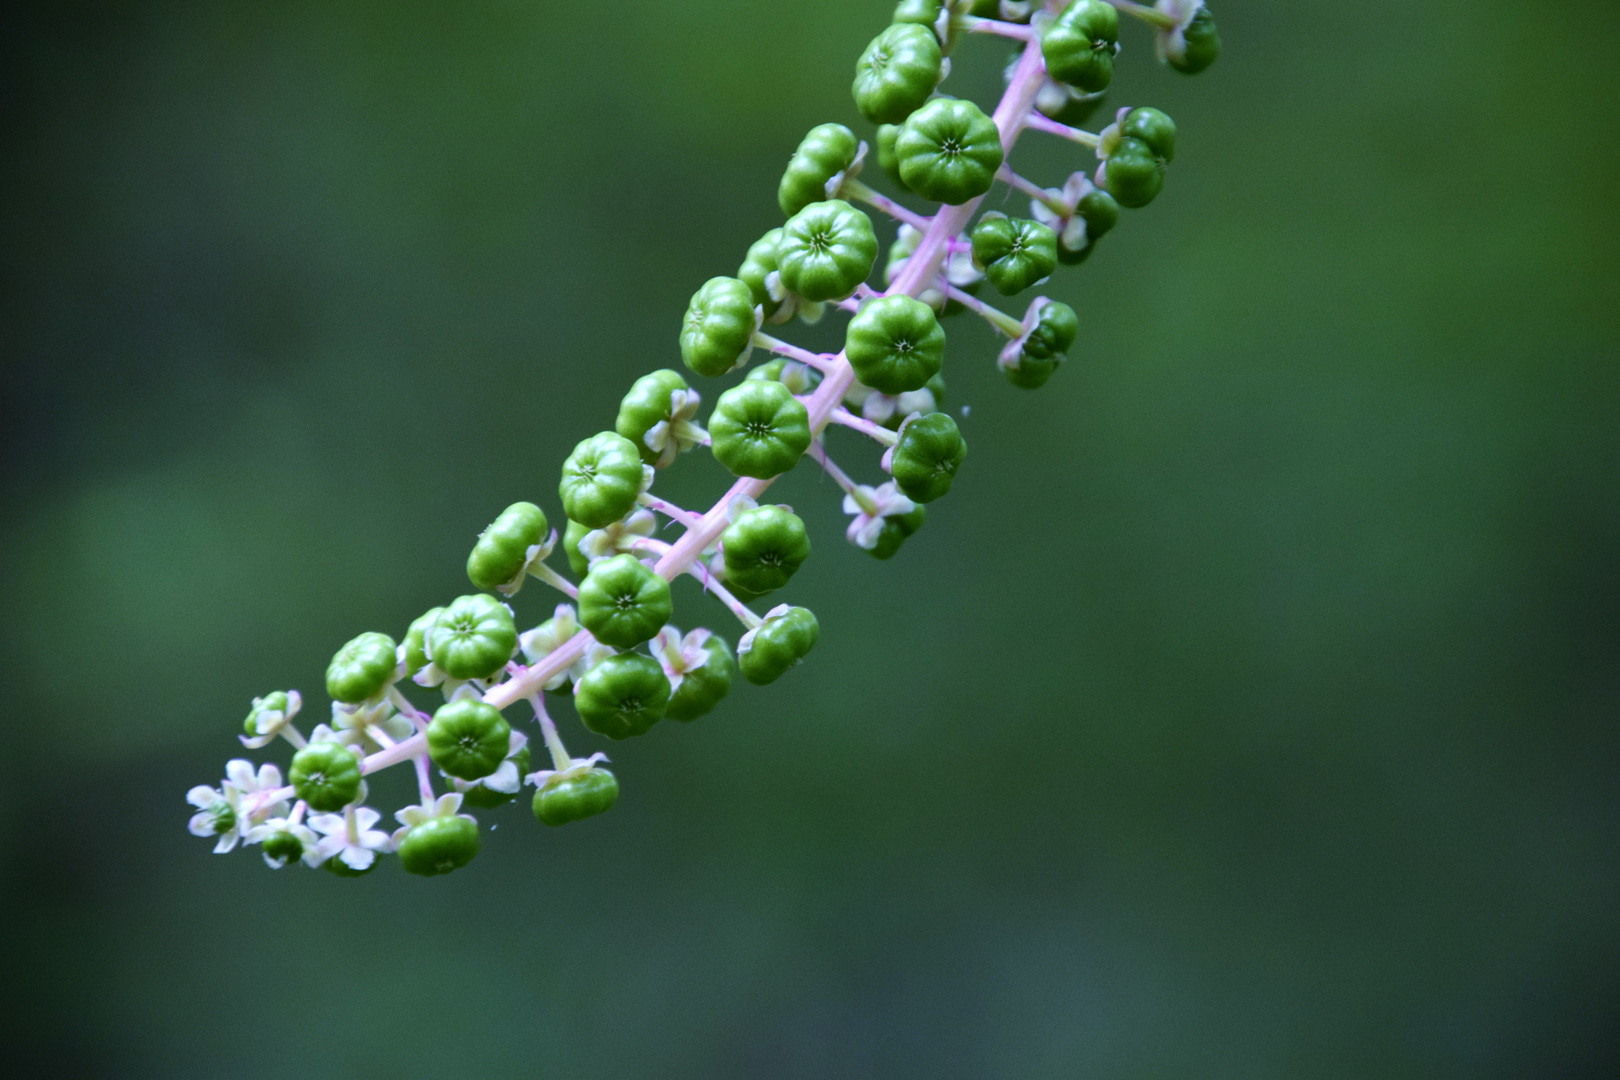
left=187, top=0, right=1220, bottom=878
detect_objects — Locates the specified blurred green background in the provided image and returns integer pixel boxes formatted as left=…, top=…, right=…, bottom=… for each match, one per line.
left=2, top=0, right=1616, bottom=1075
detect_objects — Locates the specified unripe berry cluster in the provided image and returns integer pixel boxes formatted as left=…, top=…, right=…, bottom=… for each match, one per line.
left=187, top=0, right=1221, bottom=878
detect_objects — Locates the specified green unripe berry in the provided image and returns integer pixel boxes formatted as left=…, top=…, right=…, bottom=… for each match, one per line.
left=853, top=23, right=942, bottom=125
left=397, top=814, right=479, bottom=876
left=1054, top=188, right=1120, bottom=266
left=243, top=691, right=293, bottom=738
left=891, top=413, right=966, bottom=503
left=1003, top=300, right=1078, bottom=388
left=891, top=0, right=943, bottom=26
left=616, top=368, right=691, bottom=466
left=845, top=295, right=945, bottom=395
left=426, top=699, right=512, bottom=781
left=1168, top=6, right=1220, bottom=74
left=666, top=635, right=736, bottom=722
left=290, top=741, right=362, bottom=812
left=429, top=593, right=517, bottom=681
left=403, top=607, right=444, bottom=677
left=779, top=123, right=860, bottom=218
left=1104, top=137, right=1164, bottom=208
left=1042, top=0, right=1119, bottom=93
left=459, top=744, right=529, bottom=808
left=467, top=501, right=548, bottom=592
left=777, top=200, right=878, bottom=303
left=1078, top=187, right=1120, bottom=238
left=680, top=277, right=757, bottom=377
left=323, top=855, right=374, bottom=877
left=737, top=228, right=786, bottom=318
left=325, top=631, right=397, bottom=704
left=875, top=124, right=909, bottom=191
left=1024, top=300, right=1079, bottom=360
left=709, top=379, right=812, bottom=479
left=1002, top=353, right=1061, bottom=389
left=1122, top=107, right=1176, bottom=163
left=574, top=652, right=670, bottom=740
left=739, top=606, right=820, bottom=685
left=895, top=98, right=1004, bottom=206
left=577, top=554, right=673, bottom=649
left=260, top=830, right=305, bottom=867
left=970, top=214, right=1058, bottom=296
left=868, top=503, right=926, bottom=560
left=532, top=768, right=619, bottom=826
left=722, top=506, right=811, bottom=595
left=562, top=520, right=591, bottom=578
left=559, top=431, right=644, bottom=529
left=202, top=800, right=236, bottom=837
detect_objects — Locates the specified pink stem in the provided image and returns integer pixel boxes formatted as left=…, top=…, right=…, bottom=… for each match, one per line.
left=829, top=407, right=900, bottom=446
left=803, top=438, right=865, bottom=499
left=960, top=15, right=1035, bottom=41
left=638, top=493, right=704, bottom=530
left=413, top=754, right=435, bottom=804
left=753, top=333, right=839, bottom=373
left=1022, top=110, right=1100, bottom=149
left=842, top=179, right=931, bottom=231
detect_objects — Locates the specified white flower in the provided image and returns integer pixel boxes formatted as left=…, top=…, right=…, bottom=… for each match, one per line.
left=392, top=792, right=477, bottom=848
left=942, top=237, right=982, bottom=289
left=243, top=817, right=317, bottom=868
left=1154, top=0, right=1205, bottom=65
left=326, top=700, right=414, bottom=755
left=1030, top=171, right=1097, bottom=254
left=842, top=481, right=916, bottom=550
left=239, top=690, right=302, bottom=750
left=451, top=731, right=528, bottom=797
left=526, top=751, right=610, bottom=789
left=494, top=528, right=559, bottom=597
left=186, top=784, right=243, bottom=853
left=228, top=759, right=291, bottom=830
left=308, top=805, right=392, bottom=871
left=641, top=388, right=709, bottom=468
left=521, top=604, right=590, bottom=691
left=652, top=625, right=714, bottom=693
left=738, top=604, right=793, bottom=657
left=579, top=509, right=657, bottom=564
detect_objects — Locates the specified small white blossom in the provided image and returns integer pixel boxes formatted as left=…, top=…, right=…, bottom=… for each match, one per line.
left=495, top=528, right=559, bottom=597
left=521, top=604, right=590, bottom=691
left=652, top=625, right=714, bottom=693
left=738, top=604, right=793, bottom=657
left=642, top=388, right=709, bottom=468
left=1030, top=171, right=1097, bottom=254
left=392, top=792, right=477, bottom=848
left=228, top=759, right=291, bottom=831
left=326, top=700, right=413, bottom=755
left=186, top=784, right=243, bottom=853
left=239, top=690, right=302, bottom=750
left=580, top=509, right=657, bottom=564
left=526, top=751, right=610, bottom=789
left=308, top=805, right=392, bottom=871
left=243, top=817, right=317, bottom=868
left=1154, top=0, right=1205, bottom=65
left=842, top=481, right=916, bottom=550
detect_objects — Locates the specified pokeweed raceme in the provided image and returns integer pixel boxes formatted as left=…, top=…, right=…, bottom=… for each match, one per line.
left=188, top=0, right=1223, bottom=877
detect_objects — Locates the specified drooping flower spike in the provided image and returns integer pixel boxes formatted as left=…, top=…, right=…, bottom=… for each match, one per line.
left=187, top=0, right=1224, bottom=877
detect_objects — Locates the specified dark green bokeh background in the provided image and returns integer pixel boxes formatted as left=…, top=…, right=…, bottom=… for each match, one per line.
left=3, top=1, right=1617, bottom=1075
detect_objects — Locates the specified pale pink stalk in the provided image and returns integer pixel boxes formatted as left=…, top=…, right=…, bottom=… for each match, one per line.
left=829, top=407, right=900, bottom=447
